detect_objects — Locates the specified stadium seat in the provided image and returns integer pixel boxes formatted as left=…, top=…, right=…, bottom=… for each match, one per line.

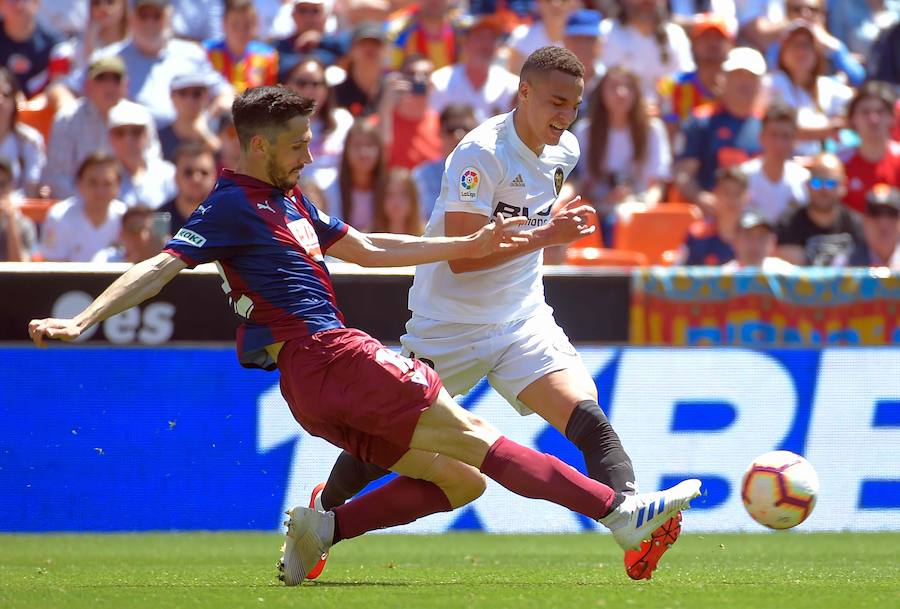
left=613, top=204, right=700, bottom=265
left=565, top=247, right=648, bottom=267
left=18, top=198, right=56, bottom=224
left=17, top=95, right=56, bottom=144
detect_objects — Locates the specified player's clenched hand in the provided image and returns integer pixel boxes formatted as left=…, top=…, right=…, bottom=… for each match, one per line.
left=546, top=196, right=596, bottom=246
left=28, top=318, right=83, bottom=347
left=469, top=213, right=531, bottom=257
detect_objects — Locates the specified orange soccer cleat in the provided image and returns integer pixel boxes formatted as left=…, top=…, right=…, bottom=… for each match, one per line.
left=623, top=512, right=683, bottom=580
left=305, top=482, right=329, bottom=580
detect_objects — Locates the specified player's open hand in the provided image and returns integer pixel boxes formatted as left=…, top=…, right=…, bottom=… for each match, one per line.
left=28, top=318, right=83, bottom=347
left=546, top=196, right=596, bottom=246
left=470, top=213, right=531, bottom=257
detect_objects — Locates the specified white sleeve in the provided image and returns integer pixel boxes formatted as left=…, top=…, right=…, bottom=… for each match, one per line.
left=668, top=24, right=696, bottom=73
left=38, top=207, right=69, bottom=261
left=19, top=127, right=46, bottom=185
left=442, top=141, right=503, bottom=217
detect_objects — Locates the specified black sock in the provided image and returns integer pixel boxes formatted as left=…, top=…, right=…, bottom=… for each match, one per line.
left=320, top=451, right=390, bottom=511
left=565, top=400, right=636, bottom=494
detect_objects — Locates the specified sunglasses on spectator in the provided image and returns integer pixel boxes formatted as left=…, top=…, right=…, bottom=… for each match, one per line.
left=868, top=207, right=899, bottom=219
left=93, top=72, right=122, bottom=84
left=809, top=177, right=838, bottom=190
left=111, top=126, right=146, bottom=138
left=290, top=78, right=326, bottom=89
left=136, top=7, right=164, bottom=21
left=174, top=87, right=207, bottom=99
left=180, top=168, right=213, bottom=178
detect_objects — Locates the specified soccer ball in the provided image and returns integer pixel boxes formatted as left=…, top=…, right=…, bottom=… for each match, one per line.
left=741, top=450, right=819, bottom=530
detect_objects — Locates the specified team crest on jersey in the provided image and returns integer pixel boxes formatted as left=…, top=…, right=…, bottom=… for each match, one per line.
left=287, top=218, right=324, bottom=261
left=459, top=167, right=480, bottom=200
left=553, top=167, right=564, bottom=196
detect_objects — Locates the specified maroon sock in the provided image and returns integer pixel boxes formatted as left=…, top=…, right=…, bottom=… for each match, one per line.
left=479, top=436, right=618, bottom=520
left=331, top=476, right=452, bottom=542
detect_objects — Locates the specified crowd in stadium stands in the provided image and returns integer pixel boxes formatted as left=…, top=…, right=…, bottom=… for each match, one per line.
left=0, top=0, right=898, bottom=269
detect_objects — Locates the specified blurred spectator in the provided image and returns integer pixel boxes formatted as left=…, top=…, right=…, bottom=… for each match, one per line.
left=36, top=0, right=87, bottom=40
left=205, top=0, right=277, bottom=94
left=679, top=166, right=748, bottom=265
left=769, top=21, right=852, bottom=156
left=275, top=0, right=342, bottom=67
left=740, top=102, right=809, bottom=223
left=775, top=153, right=865, bottom=265
left=0, top=67, right=44, bottom=197
left=828, top=0, right=899, bottom=58
left=39, top=151, right=126, bottom=261
left=157, top=70, right=221, bottom=161
left=81, top=0, right=232, bottom=127
left=327, top=118, right=386, bottom=229
left=658, top=14, right=731, bottom=133
left=722, top=209, right=795, bottom=272
left=563, top=9, right=604, bottom=118
left=869, top=20, right=900, bottom=85
left=379, top=54, right=442, bottom=170
left=669, top=0, right=737, bottom=33
left=107, top=101, right=175, bottom=208
left=334, top=21, right=386, bottom=117
left=0, top=156, right=35, bottom=261
left=282, top=56, right=352, bottom=194
left=846, top=183, right=900, bottom=269
left=737, top=0, right=787, bottom=51
left=575, top=66, right=671, bottom=244
left=44, top=56, right=161, bottom=199
left=92, top=204, right=165, bottom=263
left=599, top=0, right=694, bottom=102
left=506, top=0, right=575, bottom=74
left=674, top=47, right=765, bottom=210
left=335, top=0, right=391, bottom=32
left=298, top=175, right=328, bottom=212
left=0, top=0, right=62, bottom=98
left=48, top=0, right=129, bottom=85
left=214, top=111, right=240, bottom=171
left=170, top=0, right=223, bottom=42
left=157, top=141, right=217, bottom=235
left=372, top=167, right=425, bottom=235
left=429, top=14, right=516, bottom=123
left=840, top=81, right=899, bottom=213
left=412, top=103, right=477, bottom=222
left=388, top=0, right=459, bottom=72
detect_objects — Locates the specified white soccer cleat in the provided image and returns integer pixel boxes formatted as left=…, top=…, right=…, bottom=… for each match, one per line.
left=601, top=479, right=702, bottom=551
left=277, top=506, right=334, bottom=586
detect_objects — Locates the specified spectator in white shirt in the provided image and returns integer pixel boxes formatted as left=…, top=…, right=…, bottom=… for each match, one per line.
left=106, top=101, right=175, bottom=208
left=429, top=14, right=517, bottom=123
left=600, top=0, right=695, bottom=103
left=39, top=151, right=126, bottom=262
left=506, top=0, right=576, bottom=74
left=741, top=101, right=810, bottom=223
left=92, top=204, right=165, bottom=263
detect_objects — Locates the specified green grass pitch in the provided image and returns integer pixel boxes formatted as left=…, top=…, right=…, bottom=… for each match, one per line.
left=1, top=532, right=897, bottom=609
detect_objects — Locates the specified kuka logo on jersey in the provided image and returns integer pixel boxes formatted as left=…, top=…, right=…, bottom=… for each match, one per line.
left=459, top=167, right=480, bottom=201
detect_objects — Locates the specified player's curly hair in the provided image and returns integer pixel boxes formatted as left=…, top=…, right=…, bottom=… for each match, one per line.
left=232, top=86, right=317, bottom=150
left=520, top=46, right=584, bottom=83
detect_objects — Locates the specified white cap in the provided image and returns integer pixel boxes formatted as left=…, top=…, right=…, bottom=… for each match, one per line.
left=107, top=100, right=153, bottom=129
left=170, top=69, right=218, bottom=91
left=721, top=47, right=767, bottom=77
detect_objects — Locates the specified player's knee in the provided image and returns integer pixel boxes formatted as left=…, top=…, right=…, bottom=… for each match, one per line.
left=465, top=411, right=500, bottom=439
left=438, top=460, right=487, bottom=508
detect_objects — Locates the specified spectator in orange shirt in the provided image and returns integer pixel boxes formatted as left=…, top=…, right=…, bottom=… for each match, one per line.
left=839, top=81, right=900, bottom=214
left=204, top=0, right=278, bottom=94
left=379, top=54, right=442, bottom=170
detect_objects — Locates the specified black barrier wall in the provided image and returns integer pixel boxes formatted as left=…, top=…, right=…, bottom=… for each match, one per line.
left=0, top=264, right=631, bottom=344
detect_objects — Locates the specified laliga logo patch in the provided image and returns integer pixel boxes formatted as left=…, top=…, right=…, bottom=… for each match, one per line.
left=459, top=167, right=480, bottom=200
left=554, top=167, right=564, bottom=196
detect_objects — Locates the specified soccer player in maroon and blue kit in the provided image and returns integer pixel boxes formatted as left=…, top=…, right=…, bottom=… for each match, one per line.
left=28, top=86, right=701, bottom=586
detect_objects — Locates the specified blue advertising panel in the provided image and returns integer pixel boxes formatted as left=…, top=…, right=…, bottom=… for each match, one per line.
left=2, top=346, right=898, bottom=532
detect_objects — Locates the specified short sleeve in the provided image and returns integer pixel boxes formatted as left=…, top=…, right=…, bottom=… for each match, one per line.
left=162, top=194, right=246, bottom=268
left=442, top=141, right=502, bottom=217
left=300, top=193, right=348, bottom=251
left=38, top=206, right=69, bottom=261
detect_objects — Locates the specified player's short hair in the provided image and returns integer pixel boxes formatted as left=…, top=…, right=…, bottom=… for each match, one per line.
left=762, top=101, right=797, bottom=128
left=847, top=80, right=896, bottom=120
left=172, top=140, right=216, bottom=166
left=715, top=165, right=748, bottom=191
left=520, top=46, right=584, bottom=83
left=232, top=86, right=316, bottom=150
left=225, top=0, right=255, bottom=13
left=76, top=151, right=121, bottom=182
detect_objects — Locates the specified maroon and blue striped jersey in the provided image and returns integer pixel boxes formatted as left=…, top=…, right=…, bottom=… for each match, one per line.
left=163, top=169, right=349, bottom=370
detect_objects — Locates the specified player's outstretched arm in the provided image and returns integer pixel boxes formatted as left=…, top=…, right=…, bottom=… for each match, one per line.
left=327, top=213, right=531, bottom=268
left=27, top=252, right=187, bottom=347
left=446, top=196, right=596, bottom=273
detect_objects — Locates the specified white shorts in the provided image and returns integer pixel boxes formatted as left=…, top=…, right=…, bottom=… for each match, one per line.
left=399, top=308, right=586, bottom=416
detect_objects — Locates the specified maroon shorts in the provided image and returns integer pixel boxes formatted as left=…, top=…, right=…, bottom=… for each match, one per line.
left=277, top=327, right=443, bottom=468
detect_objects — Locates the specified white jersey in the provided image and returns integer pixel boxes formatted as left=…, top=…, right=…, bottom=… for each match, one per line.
left=408, top=111, right=579, bottom=324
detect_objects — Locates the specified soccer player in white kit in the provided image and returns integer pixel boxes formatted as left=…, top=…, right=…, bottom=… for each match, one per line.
left=308, top=47, right=684, bottom=581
